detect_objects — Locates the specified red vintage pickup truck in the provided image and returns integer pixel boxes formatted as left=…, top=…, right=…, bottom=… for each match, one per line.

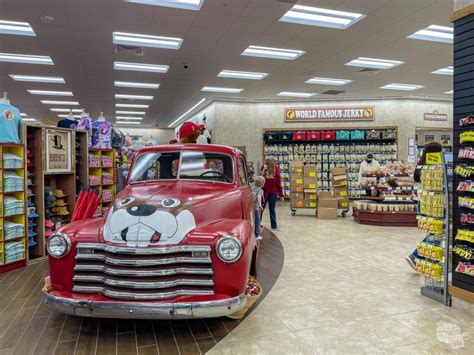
left=43, top=144, right=258, bottom=319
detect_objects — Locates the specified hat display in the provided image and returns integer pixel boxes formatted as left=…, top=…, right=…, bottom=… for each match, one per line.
left=45, top=219, right=55, bottom=228
left=179, top=121, right=199, bottom=140
left=53, top=206, right=70, bottom=216
left=54, top=189, right=66, bottom=198
left=55, top=199, right=68, bottom=207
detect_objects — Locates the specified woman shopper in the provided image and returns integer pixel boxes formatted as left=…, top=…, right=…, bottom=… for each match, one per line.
left=261, top=158, right=284, bottom=230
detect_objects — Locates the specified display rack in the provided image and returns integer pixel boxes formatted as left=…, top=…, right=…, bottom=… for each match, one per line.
left=263, top=127, right=398, bottom=199
left=416, top=156, right=451, bottom=306
left=88, top=148, right=116, bottom=217
left=289, top=161, right=318, bottom=215
left=0, top=143, right=27, bottom=273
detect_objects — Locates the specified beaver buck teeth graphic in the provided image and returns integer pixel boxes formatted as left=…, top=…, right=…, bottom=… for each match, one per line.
left=103, top=196, right=196, bottom=247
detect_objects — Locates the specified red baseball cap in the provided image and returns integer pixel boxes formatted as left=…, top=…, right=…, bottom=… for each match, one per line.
left=179, top=121, right=199, bottom=139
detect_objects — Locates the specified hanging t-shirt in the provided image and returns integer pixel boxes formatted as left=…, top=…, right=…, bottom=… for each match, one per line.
left=0, top=101, right=22, bottom=144
left=92, top=121, right=113, bottom=149
left=77, top=114, right=92, bottom=147
left=57, top=118, right=78, bottom=129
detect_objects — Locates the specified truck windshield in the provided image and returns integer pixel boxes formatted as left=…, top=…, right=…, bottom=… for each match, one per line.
left=128, top=151, right=234, bottom=184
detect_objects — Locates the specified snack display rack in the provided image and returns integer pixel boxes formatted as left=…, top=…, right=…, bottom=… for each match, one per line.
left=416, top=155, right=451, bottom=305
left=289, top=161, right=318, bottom=215
left=262, top=127, right=398, bottom=199
left=88, top=148, right=116, bottom=217
left=0, top=143, right=27, bottom=273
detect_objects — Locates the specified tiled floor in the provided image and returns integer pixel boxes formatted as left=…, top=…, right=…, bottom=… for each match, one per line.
left=0, top=228, right=284, bottom=355
left=210, top=205, right=474, bottom=355
left=1, top=204, right=473, bottom=354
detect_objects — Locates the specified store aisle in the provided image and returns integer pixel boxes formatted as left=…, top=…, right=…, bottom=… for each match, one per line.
left=210, top=205, right=474, bottom=354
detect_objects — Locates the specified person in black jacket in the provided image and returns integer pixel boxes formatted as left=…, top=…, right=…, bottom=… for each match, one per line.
left=406, top=142, right=443, bottom=270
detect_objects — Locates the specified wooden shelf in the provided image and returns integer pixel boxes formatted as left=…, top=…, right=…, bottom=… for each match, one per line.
left=449, top=285, right=474, bottom=304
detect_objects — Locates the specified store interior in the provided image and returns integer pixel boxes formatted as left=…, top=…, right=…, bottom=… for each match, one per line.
left=1, top=0, right=474, bottom=354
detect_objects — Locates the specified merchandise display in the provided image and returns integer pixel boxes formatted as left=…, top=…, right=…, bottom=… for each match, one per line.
left=416, top=161, right=451, bottom=305
left=0, top=95, right=22, bottom=144
left=0, top=143, right=27, bottom=271
left=263, top=128, right=398, bottom=198
left=88, top=148, right=116, bottom=217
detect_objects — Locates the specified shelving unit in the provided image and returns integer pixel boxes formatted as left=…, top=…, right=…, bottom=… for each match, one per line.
left=0, top=143, right=27, bottom=273
left=263, top=127, right=398, bottom=199
left=88, top=148, right=116, bottom=217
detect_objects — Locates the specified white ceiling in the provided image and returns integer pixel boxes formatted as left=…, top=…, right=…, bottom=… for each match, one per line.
left=0, top=0, right=453, bottom=127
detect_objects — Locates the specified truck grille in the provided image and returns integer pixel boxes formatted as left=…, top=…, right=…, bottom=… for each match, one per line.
left=72, top=243, right=214, bottom=300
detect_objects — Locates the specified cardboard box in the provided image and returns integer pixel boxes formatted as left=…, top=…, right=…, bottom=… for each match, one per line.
left=318, top=198, right=338, bottom=208
left=304, top=180, right=317, bottom=189
left=331, top=167, right=347, bottom=176
left=291, top=192, right=304, bottom=208
left=290, top=161, right=304, bottom=174
left=338, top=198, right=349, bottom=209
left=304, top=193, right=318, bottom=201
left=318, top=207, right=337, bottom=219
left=305, top=201, right=318, bottom=208
left=333, top=187, right=348, bottom=198
left=291, top=174, right=304, bottom=192
left=304, top=165, right=317, bottom=178
left=318, top=191, right=333, bottom=199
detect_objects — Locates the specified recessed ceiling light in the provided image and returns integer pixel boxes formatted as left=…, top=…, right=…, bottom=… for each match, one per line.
left=22, top=118, right=37, bottom=122
left=241, top=45, right=305, bottom=60
left=115, top=116, right=143, bottom=120
left=279, top=5, right=365, bottom=29
left=115, top=103, right=150, bottom=108
left=116, top=110, right=146, bottom=115
left=345, top=57, right=404, bottom=69
left=168, top=98, right=206, bottom=127
left=50, top=108, right=82, bottom=113
left=125, top=0, right=204, bottom=11
left=277, top=91, right=316, bottom=98
left=115, top=94, right=154, bottom=100
left=445, top=90, right=453, bottom=94
left=116, top=121, right=141, bottom=125
left=58, top=114, right=81, bottom=118
left=21, top=113, right=28, bottom=117
left=113, top=32, right=183, bottom=49
left=217, top=70, right=268, bottom=80
left=380, top=83, right=424, bottom=91
left=0, top=53, right=54, bottom=65
left=408, top=25, right=453, bottom=44
left=306, top=77, right=352, bottom=85
left=41, top=100, right=79, bottom=105
left=431, top=66, right=453, bottom=75
left=201, top=86, right=244, bottom=93
left=28, top=90, right=73, bottom=96
left=114, top=81, right=160, bottom=89
left=0, top=20, right=36, bottom=36
left=114, top=61, right=169, bottom=73
left=9, top=74, right=65, bottom=83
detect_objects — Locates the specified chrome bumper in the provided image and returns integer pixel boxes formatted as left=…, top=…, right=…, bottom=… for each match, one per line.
left=43, top=292, right=247, bottom=319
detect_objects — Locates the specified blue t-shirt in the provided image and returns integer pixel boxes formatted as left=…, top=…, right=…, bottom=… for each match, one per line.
left=0, top=102, right=22, bottom=144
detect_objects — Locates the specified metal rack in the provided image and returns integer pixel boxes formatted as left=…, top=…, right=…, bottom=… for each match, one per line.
left=417, top=153, right=451, bottom=306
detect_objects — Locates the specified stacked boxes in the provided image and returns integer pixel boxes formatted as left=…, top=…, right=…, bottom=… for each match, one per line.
left=304, top=165, right=317, bottom=208
left=331, top=167, right=349, bottom=210
left=317, top=191, right=338, bottom=219
left=290, top=161, right=304, bottom=208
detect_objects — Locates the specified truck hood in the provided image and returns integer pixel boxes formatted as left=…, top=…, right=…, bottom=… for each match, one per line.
left=101, top=181, right=242, bottom=248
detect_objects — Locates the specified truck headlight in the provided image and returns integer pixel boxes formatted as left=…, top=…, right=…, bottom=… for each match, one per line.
left=47, top=233, right=71, bottom=258
left=216, top=235, right=242, bottom=263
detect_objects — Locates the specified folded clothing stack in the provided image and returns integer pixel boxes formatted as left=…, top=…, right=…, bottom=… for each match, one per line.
left=2, top=153, right=23, bottom=169
left=89, top=154, right=100, bottom=168
left=4, top=241, right=25, bottom=263
left=3, top=171, right=24, bottom=192
left=4, top=221, right=24, bottom=241
left=102, top=172, right=113, bottom=185
left=3, top=196, right=24, bottom=216
left=102, top=155, right=113, bottom=168
left=102, top=189, right=113, bottom=202
left=89, top=175, right=100, bottom=186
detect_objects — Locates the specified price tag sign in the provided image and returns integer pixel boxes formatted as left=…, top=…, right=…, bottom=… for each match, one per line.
left=426, top=152, right=442, bottom=165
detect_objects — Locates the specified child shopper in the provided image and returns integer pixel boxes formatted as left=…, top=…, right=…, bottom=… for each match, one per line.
left=253, top=176, right=265, bottom=241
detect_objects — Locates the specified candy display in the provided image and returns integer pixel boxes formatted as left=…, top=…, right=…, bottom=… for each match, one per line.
left=419, top=191, right=444, bottom=218
left=417, top=241, right=443, bottom=262
left=460, top=131, right=474, bottom=144
left=455, top=262, right=474, bottom=276
left=460, top=213, right=474, bottom=224
left=454, top=164, right=474, bottom=178
left=415, top=258, right=443, bottom=281
left=460, top=114, right=474, bottom=127
left=417, top=216, right=444, bottom=235
left=353, top=200, right=416, bottom=212
left=452, top=244, right=474, bottom=260
left=456, top=229, right=474, bottom=244
left=458, top=147, right=474, bottom=159
left=456, top=180, right=474, bottom=192
left=458, top=196, right=474, bottom=209
left=421, top=166, right=443, bottom=191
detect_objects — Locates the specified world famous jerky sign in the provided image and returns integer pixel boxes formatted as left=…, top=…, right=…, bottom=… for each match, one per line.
left=285, top=106, right=375, bottom=122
